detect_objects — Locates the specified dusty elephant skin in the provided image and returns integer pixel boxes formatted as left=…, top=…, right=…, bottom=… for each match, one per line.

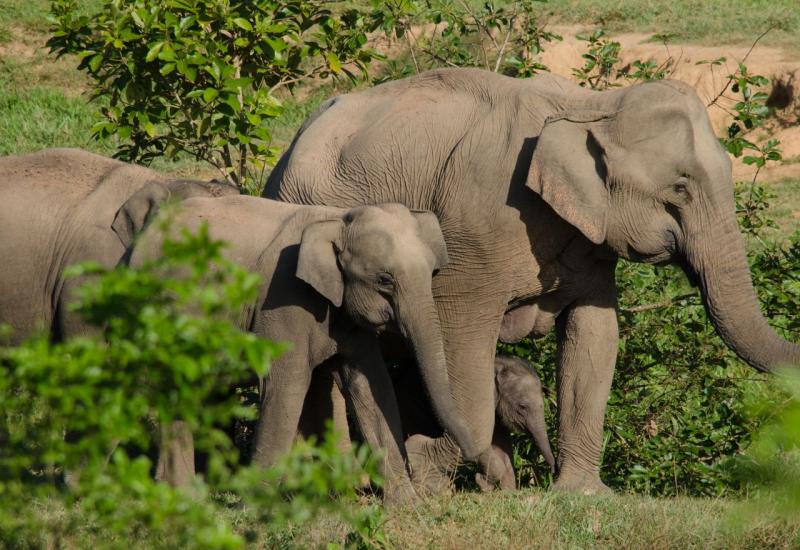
left=131, top=197, right=475, bottom=504
left=0, top=148, right=237, bottom=345
left=264, top=67, right=800, bottom=494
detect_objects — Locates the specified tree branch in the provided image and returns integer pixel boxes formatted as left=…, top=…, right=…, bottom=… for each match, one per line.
left=706, top=26, right=773, bottom=108
left=621, top=292, right=698, bottom=313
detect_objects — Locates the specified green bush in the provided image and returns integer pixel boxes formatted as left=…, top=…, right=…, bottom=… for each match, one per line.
left=48, top=0, right=381, bottom=193
left=0, top=218, right=386, bottom=547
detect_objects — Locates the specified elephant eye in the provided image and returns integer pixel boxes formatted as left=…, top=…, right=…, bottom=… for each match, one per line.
left=376, top=272, right=394, bottom=288
left=668, top=178, right=691, bottom=204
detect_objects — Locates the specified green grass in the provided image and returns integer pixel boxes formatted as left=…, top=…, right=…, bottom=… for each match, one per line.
left=32, top=490, right=799, bottom=549
left=771, top=178, right=800, bottom=236
left=534, top=0, right=800, bottom=47
left=376, top=490, right=800, bottom=550
left=0, top=83, right=109, bottom=156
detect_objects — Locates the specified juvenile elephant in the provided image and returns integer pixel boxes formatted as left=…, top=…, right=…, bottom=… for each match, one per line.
left=265, top=68, right=800, bottom=494
left=131, top=196, right=476, bottom=504
left=0, top=148, right=237, bottom=343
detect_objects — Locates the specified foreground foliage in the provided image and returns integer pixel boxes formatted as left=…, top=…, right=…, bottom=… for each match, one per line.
left=0, top=221, right=386, bottom=548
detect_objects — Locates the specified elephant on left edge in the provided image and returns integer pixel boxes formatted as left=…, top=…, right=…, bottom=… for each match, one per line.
left=0, top=148, right=238, bottom=344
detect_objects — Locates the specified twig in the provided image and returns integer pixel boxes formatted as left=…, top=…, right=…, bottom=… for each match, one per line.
left=420, top=47, right=462, bottom=68
left=404, top=25, right=421, bottom=73
left=621, top=292, right=698, bottom=313
left=493, top=5, right=518, bottom=73
left=706, top=26, right=774, bottom=108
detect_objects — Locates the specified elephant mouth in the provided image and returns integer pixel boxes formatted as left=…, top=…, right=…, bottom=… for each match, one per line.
left=625, top=245, right=674, bottom=265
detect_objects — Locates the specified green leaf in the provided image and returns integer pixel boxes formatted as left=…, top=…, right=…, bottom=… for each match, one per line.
left=145, top=41, right=164, bottom=62
left=326, top=51, right=341, bottom=73
left=88, top=54, right=103, bottom=72
left=232, top=18, right=253, bottom=31
left=203, top=88, right=219, bottom=103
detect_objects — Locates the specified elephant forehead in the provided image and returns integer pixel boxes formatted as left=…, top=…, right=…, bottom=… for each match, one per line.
left=347, top=230, right=397, bottom=265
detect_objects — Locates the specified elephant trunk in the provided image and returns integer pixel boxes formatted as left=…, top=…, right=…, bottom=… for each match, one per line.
left=683, top=217, right=800, bottom=372
left=396, top=288, right=479, bottom=461
left=526, top=415, right=556, bottom=473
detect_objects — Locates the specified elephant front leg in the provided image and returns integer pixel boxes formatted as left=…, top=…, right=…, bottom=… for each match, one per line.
left=336, top=341, right=418, bottom=506
left=251, top=353, right=313, bottom=468
left=552, top=274, right=618, bottom=494
left=155, top=420, right=195, bottom=487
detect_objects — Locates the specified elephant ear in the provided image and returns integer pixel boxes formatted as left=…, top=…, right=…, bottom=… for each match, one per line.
left=411, top=210, right=449, bottom=270
left=526, top=110, right=618, bottom=245
left=112, top=182, right=171, bottom=247
left=296, top=219, right=345, bottom=307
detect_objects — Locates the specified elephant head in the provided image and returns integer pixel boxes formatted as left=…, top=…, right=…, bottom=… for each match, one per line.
left=295, top=203, right=478, bottom=459
left=494, top=355, right=556, bottom=472
left=527, top=79, right=799, bottom=372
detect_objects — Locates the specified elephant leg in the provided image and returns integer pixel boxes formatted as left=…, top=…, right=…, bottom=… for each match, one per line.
left=475, top=423, right=516, bottom=492
left=405, top=303, right=502, bottom=495
left=297, top=358, right=351, bottom=453
left=551, top=271, right=618, bottom=494
left=336, top=341, right=417, bottom=506
left=155, top=420, right=195, bottom=487
left=251, top=353, right=313, bottom=468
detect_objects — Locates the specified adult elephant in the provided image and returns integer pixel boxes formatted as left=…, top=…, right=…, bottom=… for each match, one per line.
left=0, top=148, right=237, bottom=344
left=264, top=68, right=800, bottom=493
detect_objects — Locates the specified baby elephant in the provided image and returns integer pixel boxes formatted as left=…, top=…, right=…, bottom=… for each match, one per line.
left=132, top=197, right=475, bottom=504
left=476, top=355, right=556, bottom=491
left=397, top=355, right=555, bottom=492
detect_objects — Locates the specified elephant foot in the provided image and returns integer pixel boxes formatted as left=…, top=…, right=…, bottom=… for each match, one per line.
left=405, top=435, right=454, bottom=497
left=551, top=471, right=612, bottom=495
left=382, top=478, right=419, bottom=507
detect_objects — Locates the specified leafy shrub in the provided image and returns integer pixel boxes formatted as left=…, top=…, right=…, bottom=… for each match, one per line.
left=0, top=219, right=386, bottom=547
left=48, top=0, right=381, bottom=193
left=369, top=0, right=561, bottom=80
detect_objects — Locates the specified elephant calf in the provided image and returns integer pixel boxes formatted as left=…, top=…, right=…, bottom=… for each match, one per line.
left=398, top=355, right=555, bottom=493
left=131, top=197, right=475, bottom=504
left=300, top=354, right=555, bottom=493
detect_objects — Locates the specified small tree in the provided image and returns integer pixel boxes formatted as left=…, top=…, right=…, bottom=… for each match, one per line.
left=48, top=0, right=381, bottom=193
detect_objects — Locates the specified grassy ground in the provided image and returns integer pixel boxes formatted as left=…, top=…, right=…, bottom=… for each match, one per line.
left=29, top=490, right=800, bottom=549
left=535, top=0, right=800, bottom=48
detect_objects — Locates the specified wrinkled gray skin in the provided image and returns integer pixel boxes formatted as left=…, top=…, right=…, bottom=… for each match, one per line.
left=0, top=148, right=237, bottom=344
left=396, top=355, right=555, bottom=492
left=265, top=68, right=800, bottom=494
left=131, top=197, right=476, bottom=504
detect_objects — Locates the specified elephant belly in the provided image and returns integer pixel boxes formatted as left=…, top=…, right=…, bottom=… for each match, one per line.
left=499, top=302, right=558, bottom=343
